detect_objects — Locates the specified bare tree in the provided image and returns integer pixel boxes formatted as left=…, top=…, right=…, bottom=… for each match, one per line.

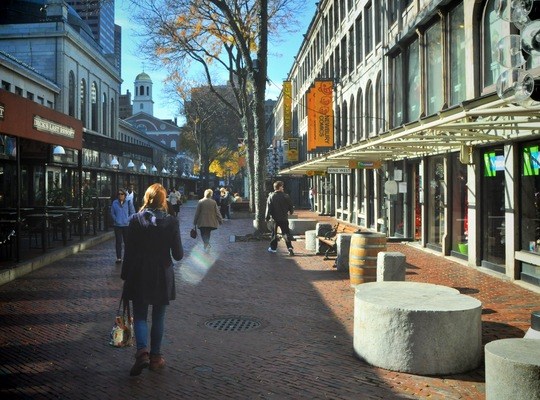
left=129, top=0, right=301, bottom=233
left=182, top=85, right=242, bottom=190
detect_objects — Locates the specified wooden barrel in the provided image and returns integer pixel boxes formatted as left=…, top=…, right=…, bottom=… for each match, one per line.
left=349, top=232, right=387, bottom=286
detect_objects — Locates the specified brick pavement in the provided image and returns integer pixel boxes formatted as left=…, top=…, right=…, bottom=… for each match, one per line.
left=0, top=201, right=539, bottom=399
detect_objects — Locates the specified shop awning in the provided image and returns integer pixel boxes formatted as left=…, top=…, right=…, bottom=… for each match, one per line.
left=279, top=94, right=540, bottom=175
left=0, top=90, right=83, bottom=150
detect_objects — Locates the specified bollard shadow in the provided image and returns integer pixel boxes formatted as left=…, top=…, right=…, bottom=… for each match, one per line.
left=453, top=287, right=480, bottom=295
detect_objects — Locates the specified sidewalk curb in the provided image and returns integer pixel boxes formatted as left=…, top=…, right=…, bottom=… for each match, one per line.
left=0, top=231, right=114, bottom=286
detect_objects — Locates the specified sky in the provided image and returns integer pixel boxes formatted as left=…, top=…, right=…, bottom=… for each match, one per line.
left=115, top=0, right=317, bottom=121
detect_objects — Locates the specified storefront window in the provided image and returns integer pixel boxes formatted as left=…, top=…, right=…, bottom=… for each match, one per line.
left=481, top=148, right=506, bottom=269
left=427, top=156, right=445, bottom=247
left=520, top=143, right=540, bottom=254
left=450, top=154, right=468, bottom=255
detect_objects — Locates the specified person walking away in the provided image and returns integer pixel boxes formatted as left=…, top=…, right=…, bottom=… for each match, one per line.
left=111, top=188, right=136, bottom=263
left=309, top=186, right=317, bottom=211
left=219, top=188, right=232, bottom=219
left=121, top=183, right=183, bottom=376
left=194, top=189, right=223, bottom=251
left=265, top=180, right=295, bottom=256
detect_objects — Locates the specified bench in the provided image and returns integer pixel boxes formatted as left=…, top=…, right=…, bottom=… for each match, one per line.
left=317, top=222, right=361, bottom=260
left=231, top=201, right=250, bottom=213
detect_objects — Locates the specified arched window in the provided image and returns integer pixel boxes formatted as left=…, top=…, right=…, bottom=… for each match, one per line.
left=139, top=85, right=144, bottom=96
left=366, top=81, right=374, bottom=136
left=356, top=88, right=363, bottom=141
left=481, top=0, right=508, bottom=90
left=80, top=79, right=87, bottom=127
left=68, top=71, right=75, bottom=117
left=102, top=93, right=107, bottom=135
left=341, top=100, right=348, bottom=147
left=146, top=86, right=149, bottom=96
left=406, top=39, right=420, bottom=122
left=91, top=82, right=98, bottom=131
left=375, top=73, right=382, bottom=133
left=349, top=96, right=356, bottom=145
left=110, top=98, right=115, bottom=137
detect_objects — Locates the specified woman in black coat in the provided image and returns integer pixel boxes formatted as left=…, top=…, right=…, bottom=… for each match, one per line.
left=121, top=183, right=183, bottom=376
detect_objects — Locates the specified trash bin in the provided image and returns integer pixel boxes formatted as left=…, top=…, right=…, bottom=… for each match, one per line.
left=349, top=232, right=386, bottom=286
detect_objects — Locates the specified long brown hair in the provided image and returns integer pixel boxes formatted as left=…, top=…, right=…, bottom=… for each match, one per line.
left=140, top=183, right=168, bottom=211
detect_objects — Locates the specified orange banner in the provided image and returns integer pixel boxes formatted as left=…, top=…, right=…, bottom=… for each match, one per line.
left=307, top=80, right=334, bottom=152
left=283, top=81, right=292, bottom=139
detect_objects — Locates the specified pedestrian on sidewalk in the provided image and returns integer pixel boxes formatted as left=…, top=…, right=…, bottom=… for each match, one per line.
left=121, top=183, right=183, bottom=376
left=110, top=188, right=136, bottom=263
left=265, top=180, right=295, bottom=256
left=219, top=187, right=232, bottom=219
left=193, top=188, right=223, bottom=251
left=168, top=187, right=181, bottom=217
left=309, top=186, right=317, bottom=211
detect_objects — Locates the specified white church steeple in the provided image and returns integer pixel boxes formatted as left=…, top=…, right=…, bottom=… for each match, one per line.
left=133, top=71, right=154, bottom=116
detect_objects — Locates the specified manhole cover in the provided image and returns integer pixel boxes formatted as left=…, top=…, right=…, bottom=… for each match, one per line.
left=204, top=316, right=262, bottom=332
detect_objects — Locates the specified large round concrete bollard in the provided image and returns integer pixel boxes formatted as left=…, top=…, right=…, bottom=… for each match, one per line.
left=305, top=230, right=317, bottom=252
left=349, top=232, right=386, bottom=285
left=485, top=338, right=540, bottom=400
left=335, top=233, right=353, bottom=272
left=354, top=282, right=482, bottom=375
left=289, top=219, right=317, bottom=235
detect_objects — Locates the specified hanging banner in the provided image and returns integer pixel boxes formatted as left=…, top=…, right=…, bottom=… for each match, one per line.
left=283, top=138, right=298, bottom=162
left=283, top=81, right=292, bottom=139
left=307, top=80, right=334, bottom=152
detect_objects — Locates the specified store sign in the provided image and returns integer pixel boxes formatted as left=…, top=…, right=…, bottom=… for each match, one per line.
left=0, top=102, right=4, bottom=120
left=306, top=170, right=326, bottom=176
left=349, top=160, right=382, bottom=169
left=327, top=167, right=351, bottom=174
left=33, top=115, right=75, bottom=138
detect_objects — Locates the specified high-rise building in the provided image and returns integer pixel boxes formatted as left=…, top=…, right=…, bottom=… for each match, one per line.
left=66, top=0, right=120, bottom=71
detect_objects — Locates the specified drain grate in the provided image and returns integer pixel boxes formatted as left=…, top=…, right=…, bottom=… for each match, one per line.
left=204, top=316, right=262, bottom=332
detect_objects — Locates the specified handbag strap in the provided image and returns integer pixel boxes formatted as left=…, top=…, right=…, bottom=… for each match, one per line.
left=116, top=297, right=132, bottom=321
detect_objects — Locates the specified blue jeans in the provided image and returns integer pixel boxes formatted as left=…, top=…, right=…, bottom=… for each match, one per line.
left=114, top=226, right=128, bottom=259
left=132, top=302, right=167, bottom=356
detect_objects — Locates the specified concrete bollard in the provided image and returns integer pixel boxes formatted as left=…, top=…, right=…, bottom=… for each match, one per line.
left=305, top=230, right=317, bottom=253
left=377, top=252, right=406, bottom=281
left=485, top=338, right=540, bottom=400
left=335, top=233, right=353, bottom=272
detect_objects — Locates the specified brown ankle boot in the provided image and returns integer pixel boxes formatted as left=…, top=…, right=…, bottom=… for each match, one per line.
left=149, top=354, right=165, bottom=371
left=129, top=348, right=149, bottom=376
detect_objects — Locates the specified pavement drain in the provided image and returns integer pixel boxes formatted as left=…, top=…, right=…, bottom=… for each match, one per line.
left=204, top=316, right=262, bottom=332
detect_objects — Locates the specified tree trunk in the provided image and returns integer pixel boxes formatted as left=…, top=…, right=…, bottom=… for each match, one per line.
left=252, top=0, right=269, bottom=233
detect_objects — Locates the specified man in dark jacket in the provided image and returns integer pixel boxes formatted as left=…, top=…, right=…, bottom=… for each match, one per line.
left=265, top=180, right=295, bottom=256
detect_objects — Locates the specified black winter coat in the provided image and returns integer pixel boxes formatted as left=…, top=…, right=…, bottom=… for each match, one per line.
left=265, top=191, right=294, bottom=222
left=121, top=209, right=183, bottom=305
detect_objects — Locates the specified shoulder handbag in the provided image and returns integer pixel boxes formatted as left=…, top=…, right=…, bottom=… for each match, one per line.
left=190, top=227, right=197, bottom=239
left=109, top=298, right=134, bottom=348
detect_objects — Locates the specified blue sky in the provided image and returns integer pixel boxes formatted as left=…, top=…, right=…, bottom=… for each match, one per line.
left=115, top=0, right=317, bottom=120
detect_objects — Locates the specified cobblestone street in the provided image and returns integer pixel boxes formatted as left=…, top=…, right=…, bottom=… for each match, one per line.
left=0, top=201, right=539, bottom=399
